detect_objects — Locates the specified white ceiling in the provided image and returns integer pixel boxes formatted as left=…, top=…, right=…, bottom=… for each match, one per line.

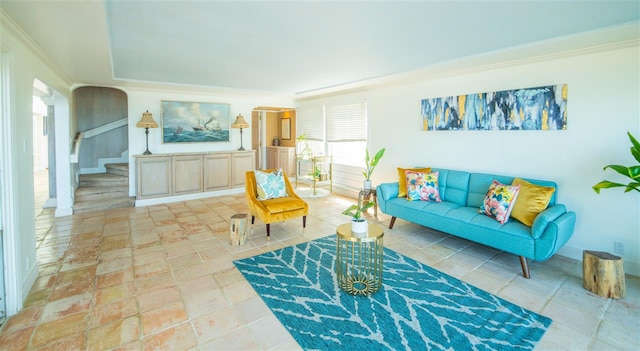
left=2, top=1, right=639, bottom=96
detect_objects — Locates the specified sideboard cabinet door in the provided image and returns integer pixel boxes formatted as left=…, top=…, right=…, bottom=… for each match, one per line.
left=204, top=153, right=231, bottom=191
left=266, top=147, right=278, bottom=169
left=173, top=155, right=204, bottom=195
left=231, top=152, right=255, bottom=187
left=137, top=156, right=172, bottom=198
left=279, top=147, right=296, bottom=177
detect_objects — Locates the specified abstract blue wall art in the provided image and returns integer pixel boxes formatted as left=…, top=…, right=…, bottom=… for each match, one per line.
left=421, top=84, right=567, bottom=131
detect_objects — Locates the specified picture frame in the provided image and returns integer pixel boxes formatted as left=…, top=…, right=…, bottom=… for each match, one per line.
left=161, top=100, right=230, bottom=143
left=281, top=118, right=291, bottom=140
left=421, top=84, right=567, bottom=131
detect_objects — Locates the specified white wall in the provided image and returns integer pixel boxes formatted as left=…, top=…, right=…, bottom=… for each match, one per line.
left=1, top=15, right=72, bottom=314
left=297, top=45, right=640, bottom=276
left=124, top=89, right=294, bottom=196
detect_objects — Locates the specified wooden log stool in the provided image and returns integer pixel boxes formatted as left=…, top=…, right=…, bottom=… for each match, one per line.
left=229, top=214, right=248, bottom=245
left=583, top=250, right=626, bottom=299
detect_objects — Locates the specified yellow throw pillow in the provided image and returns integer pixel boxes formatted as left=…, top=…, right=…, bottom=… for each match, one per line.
left=510, top=178, right=556, bottom=227
left=397, top=167, right=431, bottom=197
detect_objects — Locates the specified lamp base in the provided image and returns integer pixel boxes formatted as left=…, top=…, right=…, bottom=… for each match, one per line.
left=143, top=127, right=152, bottom=155
left=238, top=147, right=245, bottom=151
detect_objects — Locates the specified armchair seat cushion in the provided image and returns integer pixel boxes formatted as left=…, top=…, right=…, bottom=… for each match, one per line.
left=262, top=197, right=307, bottom=214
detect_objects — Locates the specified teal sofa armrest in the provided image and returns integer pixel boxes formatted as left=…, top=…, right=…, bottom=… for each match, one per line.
left=531, top=204, right=567, bottom=239
left=376, top=182, right=398, bottom=213
left=534, top=211, right=577, bottom=260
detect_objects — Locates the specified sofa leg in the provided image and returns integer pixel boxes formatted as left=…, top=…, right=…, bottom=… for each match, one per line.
left=519, top=256, right=530, bottom=279
left=389, top=217, right=397, bottom=229
left=303, top=216, right=307, bottom=228
left=266, top=224, right=270, bottom=239
left=251, top=216, right=255, bottom=224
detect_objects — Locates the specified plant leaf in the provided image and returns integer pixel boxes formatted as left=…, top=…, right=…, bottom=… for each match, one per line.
left=603, top=165, right=631, bottom=177
left=370, top=148, right=386, bottom=167
left=628, top=132, right=640, bottom=163
left=624, top=182, right=640, bottom=193
left=594, top=132, right=640, bottom=194
left=361, top=202, right=376, bottom=211
left=592, top=180, right=626, bottom=193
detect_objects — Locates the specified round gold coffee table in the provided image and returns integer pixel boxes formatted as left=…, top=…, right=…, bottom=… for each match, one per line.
left=335, top=222, right=384, bottom=296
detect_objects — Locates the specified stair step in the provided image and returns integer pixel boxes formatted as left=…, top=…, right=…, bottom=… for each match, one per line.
left=73, top=196, right=136, bottom=214
left=75, top=186, right=129, bottom=202
left=105, top=163, right=129, bottom=177
left=79, top=173, right=128, bottom=187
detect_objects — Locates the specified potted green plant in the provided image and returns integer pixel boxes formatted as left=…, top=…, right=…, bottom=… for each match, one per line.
left=296, top=134, right=313, bottom=159
left=342, top=199, right=376, bottom=233
left=311, top=167, right=321, bottom=181
left=592, top=131, right=640, bottom=194
left=363, top=147, right=386, bottom=190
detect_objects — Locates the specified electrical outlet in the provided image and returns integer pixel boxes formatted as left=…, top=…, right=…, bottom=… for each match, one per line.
left=614, top=241, right=625, bottom=255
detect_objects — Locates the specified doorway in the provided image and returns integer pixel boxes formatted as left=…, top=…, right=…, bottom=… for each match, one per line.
left=251, top=107, right=296, bottom=170
left=32, top=95, right=50, bottom=214
left=33, top=79, right=56, bottom=211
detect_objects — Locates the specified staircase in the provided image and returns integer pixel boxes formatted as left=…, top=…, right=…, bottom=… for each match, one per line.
left=74, top=163, right=135, bottom=214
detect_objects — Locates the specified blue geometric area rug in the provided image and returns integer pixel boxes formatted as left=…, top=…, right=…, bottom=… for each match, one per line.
left=234, top=236, right=551, bottom=351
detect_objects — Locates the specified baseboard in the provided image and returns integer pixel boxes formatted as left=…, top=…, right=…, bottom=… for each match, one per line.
left=135, top=187, right=244, bottom=207
left=558, top=244, right=639, bottom=278
left=21, top=263, right=39, bottom=308
left=54, top=206, right=73, bottom=217
left=43, top=197, right=57, bottom=208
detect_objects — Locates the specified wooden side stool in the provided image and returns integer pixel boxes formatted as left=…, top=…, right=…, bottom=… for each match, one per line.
left=583, top=250, right=626, bottom=299
left=230, top=213, right=248, bottom=245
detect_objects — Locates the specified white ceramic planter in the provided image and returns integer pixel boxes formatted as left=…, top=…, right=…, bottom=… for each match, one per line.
left=363, top=180, right=372, bottom=190
left=351, top=219, right=368, bottom=233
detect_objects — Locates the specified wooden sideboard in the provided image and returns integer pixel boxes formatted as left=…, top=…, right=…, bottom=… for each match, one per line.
left=135, top=151, right=255, bottom=199
left=266, top=146, right=296, bottom=177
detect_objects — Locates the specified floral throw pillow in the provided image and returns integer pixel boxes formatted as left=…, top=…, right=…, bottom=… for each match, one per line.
left=406, top=171, right=441, bottom=202
left=255, top=168, right=287, bottom=200
left=480, top=180, right=521, bottom=224
left=397, top=167, right=431, bottom=197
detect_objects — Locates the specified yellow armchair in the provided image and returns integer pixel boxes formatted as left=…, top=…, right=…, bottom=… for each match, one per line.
left=245, top=169, right=309, bottom=238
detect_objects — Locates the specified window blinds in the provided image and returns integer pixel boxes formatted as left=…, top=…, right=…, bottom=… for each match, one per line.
left=295, top=106, right=324, bottom=141
left=326, top=102, right=367, bottom=142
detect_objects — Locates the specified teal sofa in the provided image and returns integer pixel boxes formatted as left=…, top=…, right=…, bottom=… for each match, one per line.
left=376, top=168, right=576, bottom=278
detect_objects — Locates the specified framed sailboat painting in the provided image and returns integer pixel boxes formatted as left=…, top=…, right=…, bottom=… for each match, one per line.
left=161, top=100, right=231, bottom=143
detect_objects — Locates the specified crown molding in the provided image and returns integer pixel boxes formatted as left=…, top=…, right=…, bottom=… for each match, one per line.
left=0, top=8, right=72, bottom=85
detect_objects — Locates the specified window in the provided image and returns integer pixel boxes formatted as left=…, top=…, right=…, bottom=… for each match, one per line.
left=326, top=102, right=367, bottom=166
left=296, top=101, right=367, bottom=166
left=295, top=106, right=325, bottom=156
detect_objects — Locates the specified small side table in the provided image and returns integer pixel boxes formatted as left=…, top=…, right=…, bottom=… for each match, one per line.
left=358, top=188, right=378, bottom=218
left=335, top=222, right=384, bottom=296
left=229, top=214, right=248, bottom=245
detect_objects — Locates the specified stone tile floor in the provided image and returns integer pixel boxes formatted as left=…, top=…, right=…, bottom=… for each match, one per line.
left=0, top=177, right=638, bottom=350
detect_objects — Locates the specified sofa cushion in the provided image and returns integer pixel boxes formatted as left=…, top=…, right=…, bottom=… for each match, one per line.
left=406, top=171, right=441, bottom=202
left=255, top=168, right=287, bottom=200
left=397, top=167, right=431, bottom=197
left=433, top=169, right=469, bottom=206
left=510, top=178, right=556, bottom=226
left=480, top=180, right=521, bottom=224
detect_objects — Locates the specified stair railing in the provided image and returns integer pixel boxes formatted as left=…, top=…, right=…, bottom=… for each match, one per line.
left=70, top=117, right=128, bottom=164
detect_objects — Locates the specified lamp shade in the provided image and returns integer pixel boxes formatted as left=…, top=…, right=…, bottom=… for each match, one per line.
left=136, top=110, right=158, bottom=128
left=231, top=114, right=249, bottom=129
